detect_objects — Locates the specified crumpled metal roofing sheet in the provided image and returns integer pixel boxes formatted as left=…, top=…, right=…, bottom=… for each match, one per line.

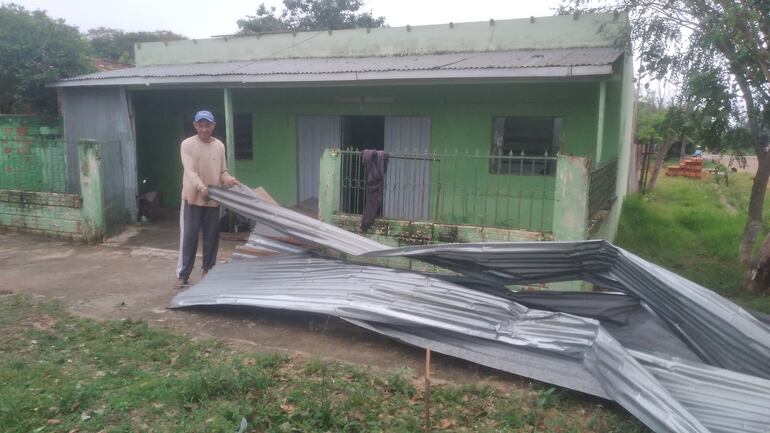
left=171, top=256, right=711, bottom=433
left=53, top=47, right=622, bottom=86
left=207, top=185, right=770, bottom=379
left=171, top=255, right=770, bottom=433
left=169, top=185, right=770, bottom=433
left=210, top=186, right=386, bottom=255
left=370, top=242, right=770, bottom=380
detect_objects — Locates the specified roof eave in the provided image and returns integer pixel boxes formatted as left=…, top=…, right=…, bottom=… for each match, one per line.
left=48, top=65, right=614, bottom=88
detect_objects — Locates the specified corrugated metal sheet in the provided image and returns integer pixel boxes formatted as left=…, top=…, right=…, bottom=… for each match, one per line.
left=60, top=87, right=138, bottom=228
left=52, top=47, right=622, bottom=87
left=297, top=116, right=342, bottom=203
left=179, top=186, right=770, bottom=433
left=383, top=117, right=431, bottom=220
left=171, top=254, right=770, bottom=433
left=209, top=185, right=385, bottom=255
left=371, top=242, right=770, bottom=380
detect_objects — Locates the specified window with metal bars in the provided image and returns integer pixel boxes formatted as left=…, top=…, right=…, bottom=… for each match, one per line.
left=490, top=117, right=562, bottom=175
left=234, top=113, right=253, bottom=160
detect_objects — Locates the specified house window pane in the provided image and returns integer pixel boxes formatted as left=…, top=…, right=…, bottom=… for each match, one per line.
left=234, top=113, right=253, bottom=160
left=490, top=116, right=561, bottom=175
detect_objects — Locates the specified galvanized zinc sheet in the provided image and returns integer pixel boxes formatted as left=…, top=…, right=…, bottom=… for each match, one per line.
left=53, top=47, right=622, bottom=86
left=171, top=255, right=770, bottom=433
left=60, top=86, right=138, bottom=228
left=210, top=185, right=386, bottom=255
left=179, top=185, right=770, bottom=433
left=370, top=242, right=770, bottom=380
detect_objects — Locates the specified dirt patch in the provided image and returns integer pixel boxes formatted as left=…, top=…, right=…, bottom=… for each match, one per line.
left=0, top=230, right=523, bottom=391
left=706, top=152, right=759, bottom=175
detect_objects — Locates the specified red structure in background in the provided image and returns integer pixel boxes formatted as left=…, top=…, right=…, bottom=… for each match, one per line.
left=666, top=157, right=703, bottom=179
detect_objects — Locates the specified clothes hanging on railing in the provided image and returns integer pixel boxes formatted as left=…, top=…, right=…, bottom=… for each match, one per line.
left=361, top=149, right=389, bottom=231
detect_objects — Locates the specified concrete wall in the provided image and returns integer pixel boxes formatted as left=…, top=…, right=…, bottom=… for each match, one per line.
left=0, top=190, right=83, bottom=237
left=0, top=140, right=105, bottom=242
left=593, top=50, right=635, bottom=241
left=329, top=213, right=552, bottom=273
left=133, top=80, right=610, bottom=216
left=0, top=115, right=61, bottom=137
left=0, top=115, right=65, bottom=193
left=135, top=13, right=628, bottom=66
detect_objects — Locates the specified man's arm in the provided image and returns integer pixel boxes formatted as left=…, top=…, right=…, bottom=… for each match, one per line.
left=181, top=140, right=208, bottom=194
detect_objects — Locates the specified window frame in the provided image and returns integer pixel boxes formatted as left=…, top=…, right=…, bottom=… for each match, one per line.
left=233, top=113, right=253, bottom=161
left=489, top=116, right=562, bottom=176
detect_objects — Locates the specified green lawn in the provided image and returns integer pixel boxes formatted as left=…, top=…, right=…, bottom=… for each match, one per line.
left=616, top=172, right=770, bottom=313
left=0, top=295, right=645, bottom=433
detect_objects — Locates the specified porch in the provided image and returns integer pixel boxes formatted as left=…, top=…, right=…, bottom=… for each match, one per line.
left=318, top=149, right=618, bottom=242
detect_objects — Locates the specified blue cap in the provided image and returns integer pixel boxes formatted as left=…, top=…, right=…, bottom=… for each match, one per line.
left=194, top=110, right=215, bottom=123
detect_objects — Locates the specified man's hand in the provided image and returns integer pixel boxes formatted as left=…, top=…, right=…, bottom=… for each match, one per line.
left=225, top=178, right=241, bottom=187
left=200, top=186, right=209, bottom=198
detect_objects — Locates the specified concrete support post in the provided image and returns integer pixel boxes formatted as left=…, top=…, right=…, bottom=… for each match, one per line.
left=223, top=88, right=236, bottom=176
left=318, top=148, right=341, bottom=223
left=553, top=154, right=590, bottom=241
left=595, top=81, right=607, bottom=166
left=78, top=140, right=105, bottom=242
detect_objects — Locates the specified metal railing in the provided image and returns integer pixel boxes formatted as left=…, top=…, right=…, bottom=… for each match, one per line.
left=339, top=149, right=558, bottom=231
left=588, top=158, right=618, bottom=218
left=0, top=136, right=67, bottom=193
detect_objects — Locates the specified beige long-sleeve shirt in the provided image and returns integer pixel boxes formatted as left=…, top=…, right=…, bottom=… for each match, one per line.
left=180, top=135, right=235, bottom=207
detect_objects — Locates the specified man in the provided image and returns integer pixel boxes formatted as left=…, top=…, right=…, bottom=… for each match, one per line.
left=175, top=110, right=240, bottom=288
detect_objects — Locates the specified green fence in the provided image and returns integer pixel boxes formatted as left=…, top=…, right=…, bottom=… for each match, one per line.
left=339, top=150, right=557, bottom=232
left=0, top=136, right=67, bottom=193
left=588, top=158, right=618, bottom=218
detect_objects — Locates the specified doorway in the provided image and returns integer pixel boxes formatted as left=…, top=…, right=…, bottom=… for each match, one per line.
left=341, top=116, right=385, bottom=214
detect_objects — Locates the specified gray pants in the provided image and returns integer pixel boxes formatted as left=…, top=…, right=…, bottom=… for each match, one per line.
left=176, top=201, right=220, bottom=280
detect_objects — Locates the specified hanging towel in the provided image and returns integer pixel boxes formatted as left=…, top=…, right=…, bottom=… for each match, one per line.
left=360, top=149, right=389, bottom=231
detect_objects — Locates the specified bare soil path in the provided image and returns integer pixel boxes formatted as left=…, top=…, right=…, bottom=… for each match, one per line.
left=0, top=228, right=520, bottom=390
left=706, top=152, right=759, bottom=174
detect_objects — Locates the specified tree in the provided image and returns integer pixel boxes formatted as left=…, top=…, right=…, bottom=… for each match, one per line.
left=237, top=0, right=385, bottom=34
left=559, top=0, right=770, bottom=289
left=640, top=105, right=684, bottom=191
left=0, top=4, right=93, bottom=114
left=85, top=27, right=187, bottom=64
left=637, top=72, right=731, bottom=192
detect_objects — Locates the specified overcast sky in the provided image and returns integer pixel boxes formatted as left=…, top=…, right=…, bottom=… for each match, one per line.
left=10, top=0, right=561, bottom=39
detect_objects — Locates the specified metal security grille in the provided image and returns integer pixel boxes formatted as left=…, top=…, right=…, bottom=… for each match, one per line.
left=339, top=150, right=558, bottom=231
left=588, top=158, right=618, bottom=218
left=0, top=136, right=67, bottom=193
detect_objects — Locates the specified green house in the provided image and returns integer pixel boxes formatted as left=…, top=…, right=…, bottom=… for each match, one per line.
left=51, top=12, right=635, bottom=241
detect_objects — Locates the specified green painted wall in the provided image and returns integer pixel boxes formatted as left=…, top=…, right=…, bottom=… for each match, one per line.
left=329, top=213, right=551, bottom=272
left=0, top=192, right=83, bottom=237
left=133, top=77, right=630, bottom=229
left=0, top=141, right=105, bottom=241
left=136, top=13, right=628, bottom=66
left=0, top=116, right=65, bottom=193
left=231, top=82, right=600, bottom=210
left=594, top=50, right=635, bottom=241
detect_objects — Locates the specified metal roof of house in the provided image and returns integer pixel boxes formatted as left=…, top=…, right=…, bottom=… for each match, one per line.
left=51, top=47, right=623, bottom=87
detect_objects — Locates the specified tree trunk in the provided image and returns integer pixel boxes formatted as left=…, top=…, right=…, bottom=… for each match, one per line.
left=745, top=219, right=770, bottom=292
left=646, top=136, right=676, bottom=192
left=735, top=77, right=766, bottom=264
left=738, top=157, right=768, bottom=264
left=741, top=148, right=770, bottom=266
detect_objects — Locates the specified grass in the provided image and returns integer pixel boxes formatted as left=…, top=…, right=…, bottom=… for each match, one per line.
left=615, top=172, right=770, bottom=313
left=0, top=295, right=647, bottom=433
